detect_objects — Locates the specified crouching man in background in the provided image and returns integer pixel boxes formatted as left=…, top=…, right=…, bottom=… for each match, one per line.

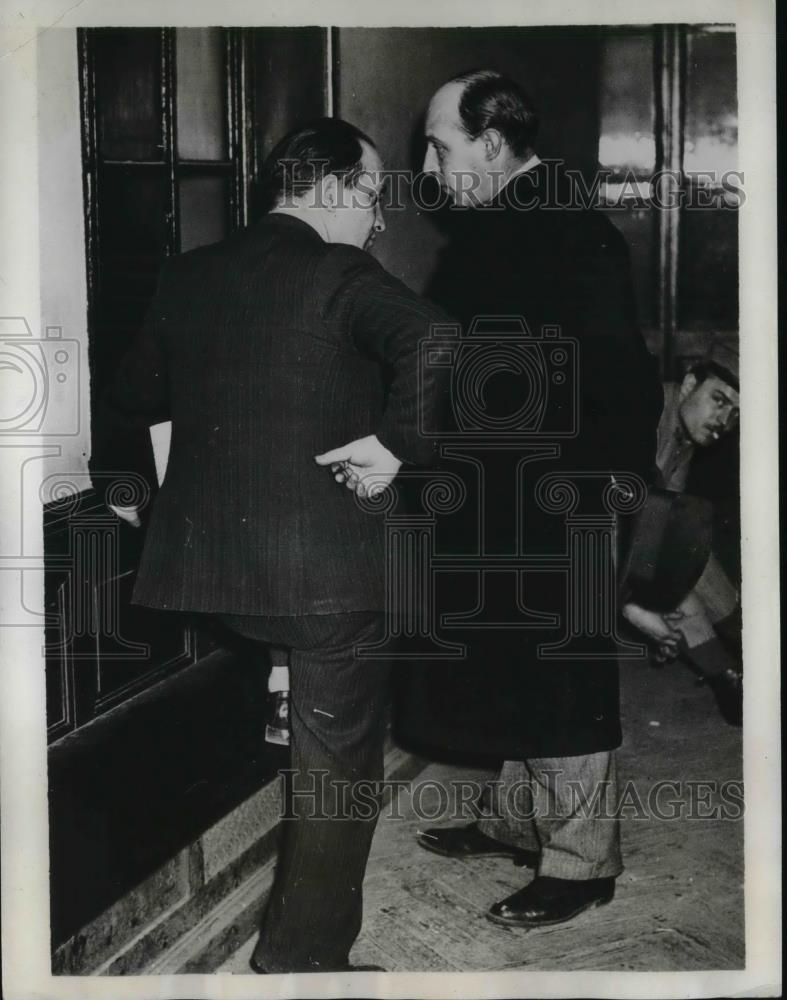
left=621, top=341, right=742, bottom=724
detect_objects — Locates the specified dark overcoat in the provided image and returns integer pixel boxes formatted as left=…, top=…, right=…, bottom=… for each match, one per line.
left=393, top=163, right=664, bottom=760
left=91, top=213, right=448, bottom=617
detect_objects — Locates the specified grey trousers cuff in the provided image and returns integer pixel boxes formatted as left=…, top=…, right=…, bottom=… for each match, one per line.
left=538, top=846, right=623, bottom=880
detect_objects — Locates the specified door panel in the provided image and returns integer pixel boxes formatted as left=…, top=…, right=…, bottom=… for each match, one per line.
left=94, top=29, right=164, bottom=162
left=48, top=26, right=327, bottom=742
left=178, top=174, right=231, bottom=252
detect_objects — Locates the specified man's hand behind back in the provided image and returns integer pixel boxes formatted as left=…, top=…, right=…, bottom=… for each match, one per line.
left=315, top=435, right=402, bottom=499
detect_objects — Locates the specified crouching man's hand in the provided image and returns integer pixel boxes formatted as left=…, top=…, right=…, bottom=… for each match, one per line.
left=623, top=602, right=683, bottom=662
left=315, top=435, right=402, bottom=499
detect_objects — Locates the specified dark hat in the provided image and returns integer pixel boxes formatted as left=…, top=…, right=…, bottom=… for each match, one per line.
left=702, top=338, right=739, bottom=391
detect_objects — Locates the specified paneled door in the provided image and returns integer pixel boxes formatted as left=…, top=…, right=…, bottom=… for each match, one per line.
left=47, top=28, right=253, bottom=735
left=46, top=26, right=329, bottom=741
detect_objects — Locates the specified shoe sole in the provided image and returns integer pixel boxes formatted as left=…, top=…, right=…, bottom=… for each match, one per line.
left=417, top=838, right=532, bottom=866
left=485, top=894, right=613, bottom=929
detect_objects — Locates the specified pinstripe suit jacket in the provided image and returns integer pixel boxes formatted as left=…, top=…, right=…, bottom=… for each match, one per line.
left=91, top=213, right=448, bottom=616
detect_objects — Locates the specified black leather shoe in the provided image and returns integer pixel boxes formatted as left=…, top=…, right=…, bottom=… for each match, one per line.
left=708, top=667, right=742, bottom=726
left=416, top=823, right=538, bottom=868
left=487, top=875, right=615, bottom=928
left=250, top=955, right=385, bottom=973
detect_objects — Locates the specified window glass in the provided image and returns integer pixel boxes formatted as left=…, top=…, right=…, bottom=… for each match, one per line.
left=598, top=32, right=655, bottom=176
left=679, top=28, right=738, bottom=330
left=95, top=29, right=163, bottom=160
left=598, top=31, right=657, bottom=329
left=176, top=28, right=227, bottom=161
left=179, top=175, right=230, bottom=251
left=684, top=29, right=737, bottom=177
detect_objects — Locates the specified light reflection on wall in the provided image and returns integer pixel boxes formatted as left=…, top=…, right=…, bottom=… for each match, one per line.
left=598, top=31, right=655, bottom=177
left=598, top=133, right=656, bottom=173
left=601, top=179, right=652, bottom=204
left=684, top=28, right=737, bottom=179
left=684, top=133, right=737, bottom=176
left=597, top=31, right=656, bottom=329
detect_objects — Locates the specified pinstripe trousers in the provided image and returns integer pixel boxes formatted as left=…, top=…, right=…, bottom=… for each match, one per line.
left=220, top=611, right=388, bottom=972
left=476, top=753, right=623, bottom=880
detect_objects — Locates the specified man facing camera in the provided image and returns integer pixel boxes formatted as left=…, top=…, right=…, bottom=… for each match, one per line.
left=91, top=118, right=449, bottom=973
left=621, top=341, right=742, bottom=724
left=414, top=70, right=663, bottom=928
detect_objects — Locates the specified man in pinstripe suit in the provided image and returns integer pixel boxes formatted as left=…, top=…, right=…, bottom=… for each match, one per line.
left=91, top=119, right=449, bottom=973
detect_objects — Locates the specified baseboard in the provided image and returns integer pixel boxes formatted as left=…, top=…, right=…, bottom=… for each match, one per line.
left=52, top=738, right=430, bottom=975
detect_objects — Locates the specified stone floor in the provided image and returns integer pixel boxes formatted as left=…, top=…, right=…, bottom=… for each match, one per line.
left=218, top=655, right=743, bottom=973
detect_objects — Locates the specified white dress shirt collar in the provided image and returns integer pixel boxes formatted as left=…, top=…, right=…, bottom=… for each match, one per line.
left=503, top=153, right=542, bottom=188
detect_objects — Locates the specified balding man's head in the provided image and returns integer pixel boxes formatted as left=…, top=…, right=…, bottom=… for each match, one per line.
left=423, top=70, right=539, bottom=206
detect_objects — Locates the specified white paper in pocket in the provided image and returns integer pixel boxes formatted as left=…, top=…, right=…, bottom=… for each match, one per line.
left=149, top=420, right=172, bottom=486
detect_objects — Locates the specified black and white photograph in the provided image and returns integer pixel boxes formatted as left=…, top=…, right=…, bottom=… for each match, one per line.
left=0, top=1, right=780, bottom=997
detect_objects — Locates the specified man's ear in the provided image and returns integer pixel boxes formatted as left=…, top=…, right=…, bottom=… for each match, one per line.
left=481, top=128, right=504, bottom=161
left=320, top=172, right=339, bottom=211
left=679, top=372, right=698, bottom=401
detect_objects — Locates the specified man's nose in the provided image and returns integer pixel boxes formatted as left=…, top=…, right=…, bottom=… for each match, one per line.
left=423, top=145, right=438, bottom=175
left=373, top=203, right=386, bottom=233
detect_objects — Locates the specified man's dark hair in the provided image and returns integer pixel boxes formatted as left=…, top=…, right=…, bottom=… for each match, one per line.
left=450, top=69, right=539, bottom=158
left=256, top=118, right=375, bottom=214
